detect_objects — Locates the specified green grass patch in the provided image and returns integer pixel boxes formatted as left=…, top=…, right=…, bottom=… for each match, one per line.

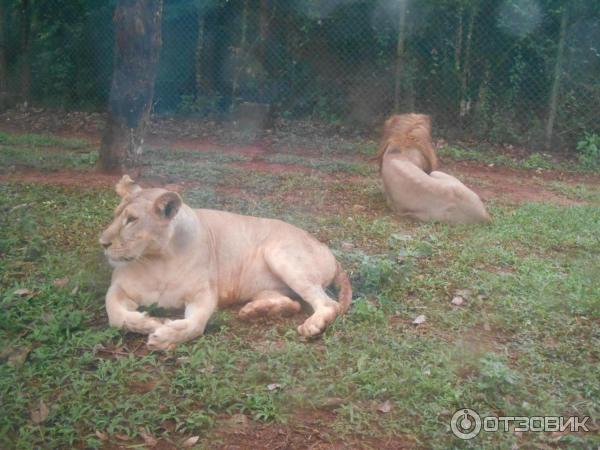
left=0, top=136, right=598, bottom=448
left=0, top=131, right=90, bottom=149
left=264, top=153, right=374, bottom=175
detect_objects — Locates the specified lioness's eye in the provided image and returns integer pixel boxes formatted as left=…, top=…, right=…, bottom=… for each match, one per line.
left=126, top=216, right=138, bottom=225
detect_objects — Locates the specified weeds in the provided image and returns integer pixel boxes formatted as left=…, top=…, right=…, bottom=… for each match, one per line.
left=0, top=134, right=599, bottom=448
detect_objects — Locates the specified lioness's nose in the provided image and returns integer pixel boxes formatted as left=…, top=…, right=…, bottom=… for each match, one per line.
left=99, top=237, right=111, bottom=249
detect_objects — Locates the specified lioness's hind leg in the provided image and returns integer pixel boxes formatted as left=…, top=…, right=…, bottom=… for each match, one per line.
left=239, top=291, right=301, bottom=319
left=264, top=251, right=339, bottom=337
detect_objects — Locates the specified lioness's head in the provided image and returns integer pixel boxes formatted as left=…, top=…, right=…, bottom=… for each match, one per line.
left=375, top=113, right=438, bottom=173
left=99, top=175, right=182, bottom=266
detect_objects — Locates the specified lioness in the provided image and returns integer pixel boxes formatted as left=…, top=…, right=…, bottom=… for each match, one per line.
left=375, top=114, right=490, bottom=224
left=99, top=176, right=351, bottom=350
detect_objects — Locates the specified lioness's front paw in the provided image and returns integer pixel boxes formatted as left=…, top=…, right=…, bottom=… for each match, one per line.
left=123, top=315, right=166, bottom=335
left=147, top=323, right=179, bottom=351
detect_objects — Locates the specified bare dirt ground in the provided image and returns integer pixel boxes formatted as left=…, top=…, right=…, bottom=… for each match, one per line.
left=2, top=109, right=599, bottom=449
left=2, top=107, right=599, bottom=208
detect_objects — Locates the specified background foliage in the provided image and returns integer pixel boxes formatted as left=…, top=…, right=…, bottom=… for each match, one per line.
left=1, top=0, right=599, bottom=149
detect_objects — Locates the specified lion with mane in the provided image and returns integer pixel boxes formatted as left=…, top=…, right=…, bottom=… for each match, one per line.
left=376, top=113, right=490, bottom=224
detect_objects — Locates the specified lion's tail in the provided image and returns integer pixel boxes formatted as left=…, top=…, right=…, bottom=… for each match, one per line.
left=334, top=263, right=352, bottom=314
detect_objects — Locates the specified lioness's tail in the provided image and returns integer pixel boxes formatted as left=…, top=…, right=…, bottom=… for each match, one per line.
left=334, top=263, right=352, bottom=314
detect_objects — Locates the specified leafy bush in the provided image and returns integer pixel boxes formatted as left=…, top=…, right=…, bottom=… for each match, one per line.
left=576, top=132, right=600, bottom=169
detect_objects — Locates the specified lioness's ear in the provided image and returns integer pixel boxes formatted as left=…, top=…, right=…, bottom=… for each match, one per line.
left=116, top=175, right=142, bottom=197
left=154, top=192, right=182, bottom=220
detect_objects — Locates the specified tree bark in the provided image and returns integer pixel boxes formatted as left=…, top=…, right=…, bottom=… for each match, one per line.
left=0, top=0, right=7, bottom=92
left=258, top=0, right=269, bottom=100
left=459, top=1, right=478, bottom=123
left=99, top=0, right=163, bottom=172
left=393, top=0, right=407, bottom=112
left=19, top=0, right=32, bottom=101
left=230, top=0, right=249, bottom=108
left=544, top=6, right=568, bottom=150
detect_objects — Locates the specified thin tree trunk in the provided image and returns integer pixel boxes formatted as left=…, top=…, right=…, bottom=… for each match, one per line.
left=545, top=7, right=568, bottom=150
left=99, top=0, right=163, bottom=172
left=231, top=0, right=249, bottom=108
left=393, top=0, right=407, bottom=112
left=194, top=10, right=207, bottom=98
left=0, top=1, right=7, bottom=92
left=454, top=7, right=463, bottom=74
left=19, top=0, right=32, bottom=102
left=258, top=0, right=268, bottom=100
left=459, top=1, right=477, bottom=122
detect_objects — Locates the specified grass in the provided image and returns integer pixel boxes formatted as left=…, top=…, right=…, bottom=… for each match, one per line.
left=0, top=132, right=599, bottom=449
left=0, top=132, right=97, bottom=172
left=437, top=144, right=595, bottom=172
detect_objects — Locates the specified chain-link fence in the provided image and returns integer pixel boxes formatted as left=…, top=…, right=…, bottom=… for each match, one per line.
left=1, top=0, right=599, bottom=149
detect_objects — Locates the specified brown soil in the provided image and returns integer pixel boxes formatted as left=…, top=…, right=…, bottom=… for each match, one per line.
left=443, top=161, right=593, bottom=205
left=232, top=160, right=315, bottom=175
left=1, top=156, right=593, bottom=207
left=207, top=410, right=415, bottom=450
left=0, top=169, right=119, bottom=188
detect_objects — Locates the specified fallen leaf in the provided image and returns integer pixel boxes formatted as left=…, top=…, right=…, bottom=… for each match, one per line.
left=451, top=296, right=465, bottom=306
left=53, top=277, right=69, bottom=287
left=14, top=288, right=33, bottom=297
left=139, top=428, right=158, bottom=447
left=267, top=383, right=281, bottom=391
left=95, top=430, right=108, bottom=441
left=412, top=314, right=426, bottom=325
left=182, top=435, right=200, bottom=447
left=8, top=347, right=31, bottom=367
left=70, top=285, right=79, bottom=295
left=376, top=400, right=392, bottom=413
left=115, top=433, right=130, bottom=441
left=30, top=400, right=49, bottom=424
left=391, top=233, right=412, bottom=241
left=224, top=414, right=250, bottom=433
left=321, top=397, right=345, bottom=408
left=454, top=289, right=471, bottom=299
left=341, top=241, right=354, bottom=251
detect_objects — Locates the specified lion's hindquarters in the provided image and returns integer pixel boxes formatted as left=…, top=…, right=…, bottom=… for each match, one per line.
left=382, top=158, right=450, bottom=220
left=383, top=160, right=490, bottom=224
left=263, top=238, right=342, bottom=336
left=430, top=171, right=490, bottom=224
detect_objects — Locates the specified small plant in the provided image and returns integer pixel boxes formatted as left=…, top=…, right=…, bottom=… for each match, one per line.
left=576, top=132, right=600, bottom=169
left=522, top=152, right=553, bottom=170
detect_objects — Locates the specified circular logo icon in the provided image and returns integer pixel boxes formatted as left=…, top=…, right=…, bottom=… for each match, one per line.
left=451, top=408, right=482, bottom=440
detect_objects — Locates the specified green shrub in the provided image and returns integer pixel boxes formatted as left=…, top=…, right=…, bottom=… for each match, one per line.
left=576, top=132, right=600, bottom=169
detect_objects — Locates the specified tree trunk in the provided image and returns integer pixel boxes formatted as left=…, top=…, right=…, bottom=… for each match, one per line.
left=459, top=1, right=477, bottom=123
left=99, top=0, right=163, bottom=172
left=544, top=7, right=568, bottom=150
left=0, top=1, right=7, bottom=92
left=194, top=9, right=209, bottom=98
left=230, top=0, right=249, bottom=109
left=19, top=0, right=32, bottom=102
left=258, top=0, right=269, bottom=100
left=393, top=0, right=407, bottom=112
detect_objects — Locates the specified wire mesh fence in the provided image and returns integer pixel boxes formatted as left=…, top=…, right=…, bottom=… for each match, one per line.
left=1, top=0, right=599, bottom=149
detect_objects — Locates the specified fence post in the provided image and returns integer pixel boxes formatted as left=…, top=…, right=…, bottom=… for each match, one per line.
left=545, top=6, right=568, bottom=150
left=393, top=0, right=407, bottom=113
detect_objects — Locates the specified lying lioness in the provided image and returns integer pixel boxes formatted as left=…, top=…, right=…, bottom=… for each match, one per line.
left=100, top=176, right=352, bottom=350
left=375, top=114, right=490, bottom=224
